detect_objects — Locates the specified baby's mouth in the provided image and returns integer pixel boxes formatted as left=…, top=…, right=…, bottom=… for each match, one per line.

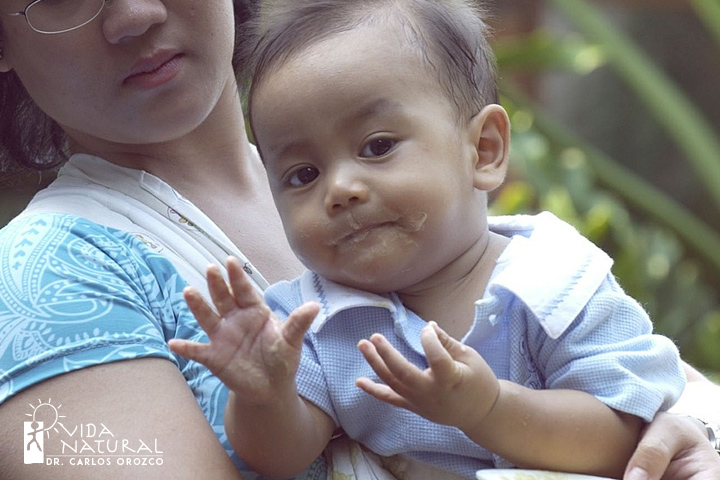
left=341, top=222, right=393, bottom=244
left=335, top=212, right=427, bottom=245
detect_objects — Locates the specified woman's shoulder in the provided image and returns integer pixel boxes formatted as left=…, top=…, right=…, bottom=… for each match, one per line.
left=1, top=211, right=172, bottom=273
left=0, top=212, right=190, bottom=403
left=4, top=210, right=137, bottom=239
left=0, top=212, right=186, bottom=330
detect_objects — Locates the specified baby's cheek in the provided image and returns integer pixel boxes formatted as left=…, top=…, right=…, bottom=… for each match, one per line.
left=288, top=221, right=330, bottom=260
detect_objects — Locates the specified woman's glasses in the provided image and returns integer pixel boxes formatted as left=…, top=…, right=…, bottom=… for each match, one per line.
left=2, top=0, right=106, bottom=35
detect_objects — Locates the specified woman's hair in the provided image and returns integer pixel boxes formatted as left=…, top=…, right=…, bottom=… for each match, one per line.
left=242, top=0, right=498, bottom=124
left=0, top=0, right=259, bottom=174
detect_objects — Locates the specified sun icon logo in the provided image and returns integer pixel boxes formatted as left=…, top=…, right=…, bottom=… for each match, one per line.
left=26, top=399, right=67, bottom=438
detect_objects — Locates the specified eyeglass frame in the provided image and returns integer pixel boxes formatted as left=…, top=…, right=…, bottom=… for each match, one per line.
left=2, top=0, right=106, bottom=35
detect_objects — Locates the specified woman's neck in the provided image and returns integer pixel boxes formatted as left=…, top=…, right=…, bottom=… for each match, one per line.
left=68, top=78, right=252, bottom=193
left=65, top=78, right=307, bottom=284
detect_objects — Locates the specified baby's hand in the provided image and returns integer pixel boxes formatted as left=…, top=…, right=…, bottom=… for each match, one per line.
left=169, top=257, right=319, bottom=404
left=356, top=322, right=499, bottom=432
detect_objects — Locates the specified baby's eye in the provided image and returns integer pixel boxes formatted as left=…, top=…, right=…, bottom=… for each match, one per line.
left=286, top=166, right=320, bottom=187
left=360, top=138, right=396, bottom=158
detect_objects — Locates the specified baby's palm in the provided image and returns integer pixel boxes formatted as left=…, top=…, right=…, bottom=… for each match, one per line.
left=169, top=257, right=318, bottom=404
left=356, top=322, right=499, bottom=431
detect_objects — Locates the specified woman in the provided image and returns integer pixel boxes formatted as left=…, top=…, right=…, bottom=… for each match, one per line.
left=0, top=1, right=716, bottom=479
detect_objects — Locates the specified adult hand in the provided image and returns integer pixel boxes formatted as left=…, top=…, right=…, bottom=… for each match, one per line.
left=169, top=256, right=319, bottom=403
left=624, top=412, right=720, bottom=480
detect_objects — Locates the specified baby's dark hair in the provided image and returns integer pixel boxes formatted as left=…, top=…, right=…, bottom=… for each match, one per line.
left=0, top=0, right=259, bottom=174
left=242, top=0, right=498, bottom=123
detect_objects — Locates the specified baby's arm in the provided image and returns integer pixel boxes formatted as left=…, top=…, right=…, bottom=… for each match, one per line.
left=169, top=257, right=335, bottom=479
left=357, top=322, right=641, bottom=478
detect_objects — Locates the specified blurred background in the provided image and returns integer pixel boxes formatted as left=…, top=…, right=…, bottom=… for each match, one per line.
left=1, top=0, right=719, bottom=378
left=488, top=0, right=720, bottom=379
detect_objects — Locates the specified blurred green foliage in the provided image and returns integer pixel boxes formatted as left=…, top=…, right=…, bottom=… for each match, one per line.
left=492, top=0, right=720, bottom=375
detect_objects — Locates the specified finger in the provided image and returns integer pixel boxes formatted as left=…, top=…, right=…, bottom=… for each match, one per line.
left=167, top=338, right=214, bottom=368
left=358, top=338, right=406, bottom=390
left=282, top=302, right=319, bottom=350
left=363, top=334, right=425, bottom=394
left=420, top=322, right=458, bottom=380
left=358, top=338, right=394, bottom=380
left=355, top=377, right=412, bottom=410
left=184, top=286, right=222, bottom=335
left=225, top=256, right=266, bottom=309
left=623, top=423, right=674, bottom=480
left=432, top=322, right=480, bottom=366
left=206, top=263, right=237, bottom=316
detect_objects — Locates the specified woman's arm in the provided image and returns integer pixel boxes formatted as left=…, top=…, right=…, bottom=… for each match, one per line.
left=669, top=361, right=720, bottom=423
left=0, top=358, right=244, bottom=480
left=622, top=361, right=720, bottom=480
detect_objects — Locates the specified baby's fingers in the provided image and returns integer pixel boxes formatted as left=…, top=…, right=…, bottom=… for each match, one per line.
left=355, top=376, right=411, bottom=410
left=421, top=322, right=463, bottom=381
left=168, top=338, right=214, bottom=369
left=430, top=322, right=468, bottom=356
left=206, top=263, right=238, bottom=317
left=225, top=257, right=266, bottom=309
left=358, top=334, right=424, bottom=395
left=282, top=302, right=320, bottom=350
left=184, top=286, right=222, bottom=335
left=357, top=338, right=393, bottom=382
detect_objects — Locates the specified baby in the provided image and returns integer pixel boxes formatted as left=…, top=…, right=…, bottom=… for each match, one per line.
left=169, top=0, right=685, bottom=478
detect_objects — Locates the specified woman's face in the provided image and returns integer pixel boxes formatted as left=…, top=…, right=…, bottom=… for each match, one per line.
left=0, top=0, right=237, bottom=149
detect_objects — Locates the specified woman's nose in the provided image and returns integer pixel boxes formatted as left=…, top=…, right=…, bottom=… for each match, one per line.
left=102, top=0, right=168, bottom=44
left=324, top=169, right=369, bottom=214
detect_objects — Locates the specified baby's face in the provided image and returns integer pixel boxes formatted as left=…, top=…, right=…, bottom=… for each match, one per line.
left=250, top=22, right=487, bottom=293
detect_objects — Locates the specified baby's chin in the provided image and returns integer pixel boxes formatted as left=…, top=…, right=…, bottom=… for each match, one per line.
left=315, top=268, right=413, bottom=295
left=293, top=261, right=401, bottom=295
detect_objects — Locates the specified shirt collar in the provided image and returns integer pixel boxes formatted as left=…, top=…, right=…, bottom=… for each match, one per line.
left=300, top=271, right=396, bottom=333
left=487, top=212, right=613, bottom=338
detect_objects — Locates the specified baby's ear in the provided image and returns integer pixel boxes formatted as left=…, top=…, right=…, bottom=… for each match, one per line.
left=468, top=104, right=510, bottom=191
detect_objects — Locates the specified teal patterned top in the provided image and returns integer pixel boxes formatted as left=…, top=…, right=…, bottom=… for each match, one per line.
left=0, top=154, right=326, bottom=480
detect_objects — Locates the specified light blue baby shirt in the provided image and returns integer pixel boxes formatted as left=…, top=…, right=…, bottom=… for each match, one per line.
left=265, top=212, right=686, bottom=478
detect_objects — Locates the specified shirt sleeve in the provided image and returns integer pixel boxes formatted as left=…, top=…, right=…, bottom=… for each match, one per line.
left=0, top=213, right=188, bottom=403
left=265, top=280, right=339, bottom=426
left=530, top=274, right=686, bottom=421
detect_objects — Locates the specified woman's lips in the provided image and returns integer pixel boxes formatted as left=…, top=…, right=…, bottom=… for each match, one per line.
left=124, top=52, right=183, bottom=89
